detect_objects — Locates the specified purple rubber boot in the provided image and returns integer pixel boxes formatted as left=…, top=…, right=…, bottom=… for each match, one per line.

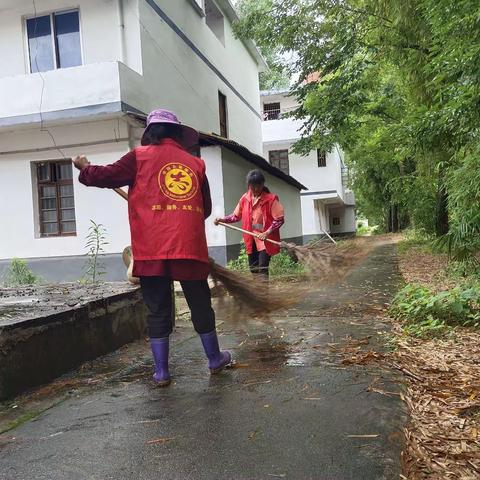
left=199, top=330, right=232, bottom=374
left=150, top=337, right=171, bottom=387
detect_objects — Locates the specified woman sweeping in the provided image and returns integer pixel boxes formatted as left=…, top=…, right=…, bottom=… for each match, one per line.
left=72, top=109, right=231, bottom=387
left=215, top=170, right=285, bottom=277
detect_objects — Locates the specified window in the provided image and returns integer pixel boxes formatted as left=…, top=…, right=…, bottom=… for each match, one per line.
left=269, top=150, right=290, bottom=175
left=205, top=0, right=225, bottom=45
left=263, top=102, right=281, bottom=121
left=317, top=150, right=327, bottom=167
left=27, top=10, right=82, bottom=73
left=332, top=217, right=341, bottom=226
left=218, top=91, right=228, bottom=138
left=36, top=161, right=76, bottom=237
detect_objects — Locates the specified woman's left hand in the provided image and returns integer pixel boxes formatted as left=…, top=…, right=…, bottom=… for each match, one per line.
left=257, top=230, right=271, bottom=241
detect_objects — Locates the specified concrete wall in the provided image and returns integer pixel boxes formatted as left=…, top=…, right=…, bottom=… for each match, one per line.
left=130, top=0, right=263, bottom=153
left=263, top=145, right=345, bottom=200
left=0, top=287, right=146, bottom=400
left=329, top=205, right=356, bottom=234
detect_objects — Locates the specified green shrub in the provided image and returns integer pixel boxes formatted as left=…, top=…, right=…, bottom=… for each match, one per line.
left=227, top=246, right=249, bottom=272
left=390, top=283, right=480, bottom=337
left=445, top=260, right=480, bottom=280
left=270, top=250, right=305, bottom=277
left=3, top=258, right=41, bottom=287
left=227, top=246, right=304, bottom=277
left=356, top=225, right=370, bottom=235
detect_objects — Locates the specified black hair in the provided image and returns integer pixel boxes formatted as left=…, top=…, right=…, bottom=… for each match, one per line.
left=141, top=123, right=182, bottom=146
left=246, top=169, right=270, bottom=193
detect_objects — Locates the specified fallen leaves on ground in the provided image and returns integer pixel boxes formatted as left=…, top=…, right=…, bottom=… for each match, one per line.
left=393, top=239, right=480, bottom=478
left=394, top=330, right=480, bottom=479
left=397, top=247, right=455, bottom=292
left=327, top=335, right=385, bottom=366
left=146, top=437, right=176, bottom=445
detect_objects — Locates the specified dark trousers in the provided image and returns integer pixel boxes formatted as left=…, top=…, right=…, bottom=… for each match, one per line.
left=248, top=244, right=271, bottom=276
left=140, top=277, right=215, bottom=338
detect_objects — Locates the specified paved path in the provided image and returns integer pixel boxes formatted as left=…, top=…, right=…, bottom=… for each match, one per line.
left=0, top=241, right=405, bottom=480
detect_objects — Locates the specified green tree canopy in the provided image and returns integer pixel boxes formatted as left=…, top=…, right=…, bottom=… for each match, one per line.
left=235, top=0, right=480, bottom=242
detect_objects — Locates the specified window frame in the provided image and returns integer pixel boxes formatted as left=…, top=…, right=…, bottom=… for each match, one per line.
left=332, top=217, right=341, bottom=226
left=218, top=91, right=228, bottom=138
left=263, top=102, right=281, bottom=121
left=36, top=160, right=77, bottom=238
left=317, top=150, right=327, bottom=167
left=269, top=149, right=290, bottom=175
left=25, top=8, right=83, bottom=74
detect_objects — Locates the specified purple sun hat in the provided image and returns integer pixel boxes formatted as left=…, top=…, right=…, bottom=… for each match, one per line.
left=141, top=109, right=199, bottom=150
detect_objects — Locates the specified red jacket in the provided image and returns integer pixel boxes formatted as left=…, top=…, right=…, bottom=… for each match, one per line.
left=128, top=140, right=209, bottom=263
left=239, top=192, right=281, bottom=256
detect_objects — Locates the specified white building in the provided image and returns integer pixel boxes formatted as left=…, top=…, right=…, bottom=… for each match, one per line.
left=0, top=0, right=304, bottom=281
left=261, top=90, right=356, bottom=241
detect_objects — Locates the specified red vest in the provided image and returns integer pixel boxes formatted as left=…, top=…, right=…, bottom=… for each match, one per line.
left=240, top=191, right=281, bottom=256
left=128, top=140, right=209, bottom=263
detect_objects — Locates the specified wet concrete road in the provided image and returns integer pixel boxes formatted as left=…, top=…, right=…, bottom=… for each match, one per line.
left=0, top=241, right=405, bottom=480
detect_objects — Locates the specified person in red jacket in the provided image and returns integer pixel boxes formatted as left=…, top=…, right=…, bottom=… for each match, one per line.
left=215, top=170, right=285, bottom=276
left=73, top=109, right=231, bottom=387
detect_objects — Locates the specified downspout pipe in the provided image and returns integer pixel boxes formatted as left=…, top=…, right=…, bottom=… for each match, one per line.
left=118, top=0, right=126, bottom=64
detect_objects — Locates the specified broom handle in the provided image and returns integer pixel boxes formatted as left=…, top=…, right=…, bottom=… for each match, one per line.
left=114, top=187, right=129, bottom=201
left=112, top=190, right=283, bottom=247
left=218, top=221, right=283, bottom=247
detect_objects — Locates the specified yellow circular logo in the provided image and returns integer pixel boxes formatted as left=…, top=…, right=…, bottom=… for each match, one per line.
left=158, top=163, right=198, bottom=201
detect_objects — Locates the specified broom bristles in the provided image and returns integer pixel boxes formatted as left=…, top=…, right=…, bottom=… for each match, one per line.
left=208, top=258, right=297, bottom=315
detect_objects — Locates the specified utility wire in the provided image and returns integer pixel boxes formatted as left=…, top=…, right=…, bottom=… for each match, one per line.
left=32, top=0, right=67, bottom=159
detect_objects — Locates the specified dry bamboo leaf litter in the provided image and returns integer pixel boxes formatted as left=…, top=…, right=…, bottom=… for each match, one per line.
left=393, top=329, right=480, bottom=479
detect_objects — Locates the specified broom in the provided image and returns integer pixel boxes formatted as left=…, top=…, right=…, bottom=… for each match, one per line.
left=217, top=221, right=339, bottom=269
left=113, top=188, right=296, bottom=315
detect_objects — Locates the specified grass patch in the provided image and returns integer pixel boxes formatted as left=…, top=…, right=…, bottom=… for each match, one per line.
left=228, top=246, right=305, bottom=278
left=390, top=283, right=480, bottom=338
left=0, top=410, right=43, bottom=434
left=2, top=258, right=42, bottom=287
left=397, top=229, right=434, bottom=254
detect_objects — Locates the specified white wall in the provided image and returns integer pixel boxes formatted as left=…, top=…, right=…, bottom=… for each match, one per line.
left=122, top=0, right=263, bottom=154
left=0, top=0, right=263, bottom=153
left=200, top=145, right=226, bottom=248
left=0, top=0, right=127, bottom=78
left=220, top=148, right=302, bottom=246
left=0, top=62, right=123, bottom=120
left=263, top=145, right=345, bottom=200
left=0, top=120, right=132, bottom=260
